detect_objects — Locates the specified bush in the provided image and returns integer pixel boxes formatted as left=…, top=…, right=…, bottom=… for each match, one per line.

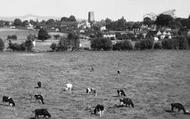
left=134, top=41, right=141, bottom=50
left=50, top=43, right=57, bottom=51
left=8, top=35, right=34, bottom=52
left=113, top=40, right=133, bottom=50
left=53, top=34, right=60, bottom=40
left=139, top=39, right=154, bottom=50
left=153, top=41, right=162, bottom=49
left=174, top=36, right=189, bottom=49
left=8, top=42, right=25, bottom=51
left=25, top=39, right=33, bottom=52
left=7, top=35, right=17, bottom=40
left=38, top=28, right=50, bottom=41
left=91, top=38, right=112, bottom=51
left=161, top=36, right=188, bottom=50
left=161, top=38, right=173, bottom=49
left=56, top=37, right=69, bottom=51
left=0, top=38, right=4, bottom=51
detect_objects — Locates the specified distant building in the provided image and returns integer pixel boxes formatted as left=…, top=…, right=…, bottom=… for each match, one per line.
left=88, top=11, right=95, bottom=23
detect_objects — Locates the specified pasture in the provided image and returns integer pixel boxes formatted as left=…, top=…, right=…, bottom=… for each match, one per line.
left=0, top=50, right=190, bottom=119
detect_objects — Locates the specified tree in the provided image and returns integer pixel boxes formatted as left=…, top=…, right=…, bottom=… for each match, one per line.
left=22, top=20, right=29, bottom=27
left=143, top=17, right=154, bottom=26
left=38, top=28, right=50, bottom=41
left=69, top=15, right=76, bottom=22
left=67, top=33, right=79, bottom=50
left=115, top=17, right=127, bottom=31
left=13, top=18, right=23, bottom=26
left=155, top=14, right=174, bottom=27
left=46, top=19, right=55, bottom=26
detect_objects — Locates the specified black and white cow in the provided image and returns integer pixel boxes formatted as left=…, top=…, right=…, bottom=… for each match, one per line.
left=117, top=89, right=126, bottom=97
left=34, top=94, right=45, bottom=104
left=94, top=104, right=104, bottom=117
left=86, top=88, right=97, bottom=96
left=120, top=98, right=134, bottom=108
left=2, top=96, right=15, bottom=107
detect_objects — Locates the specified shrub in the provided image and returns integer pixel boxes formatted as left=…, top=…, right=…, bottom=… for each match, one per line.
left=56, top=37, right=69, bottom=51
left=153, top=41, right=162, bottom=49
left=24, top=39, right=33, bottom=52
left=91, top=38, right=112, bottom=51
left=161, top=38, right=173, bottom=49
left=0, top=38, right=4, bottom=51
left=7, top=35, right=17, bottom=40
left=134, top=41, right=141, bottom=50
left=50, top=43, right=57, bottom=51
left=175, top=36, right=189, bottom=49
left=53, top=34, right=60, bottom=40
left=8, top=42, right=25, bottom=51
left=139, top=39, right=154, bottom=50
left=161, top=36, right=188, bottom=50
left=38, top=28, right=50, bottom=41
left=8, top=35, right=34, bottom=52
left=113, top=40, right=133, bottom=50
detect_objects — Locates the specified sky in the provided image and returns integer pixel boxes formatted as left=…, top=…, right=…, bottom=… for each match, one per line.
left=0, top=0, right=190, bottom=21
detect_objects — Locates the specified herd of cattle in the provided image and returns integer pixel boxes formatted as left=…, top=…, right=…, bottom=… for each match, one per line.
left=1, top=70, right=189, bottom=118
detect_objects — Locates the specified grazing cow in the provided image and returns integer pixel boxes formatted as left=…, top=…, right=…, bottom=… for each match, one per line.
left=2, top=96, right=15, bottom=107
left=94, top=104, right=104, bottom=117
left=117, top=89, right=126, bottom=96
left=86, top=88, right=97, bottom=96
left=89, top=66, right=94, bottom=72
left=34, top=95, right=45, bottom=104
left=117, top=70, right=120, bottom=74
left=37, top=81, right=42, bottom=88
left=65, top=83, right=73, bottom=91
left=171, top=103, right=187, bottom=114
left=120, top=98, right=134, bottom=108
left=34, top=109, right=51, bottom=119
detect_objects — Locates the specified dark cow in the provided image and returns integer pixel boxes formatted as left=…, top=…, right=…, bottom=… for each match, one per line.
left=94, top=104, right=104, bottom=117
left=120, top=98, right=134, bottom=108
left=37, top=81, right=42, bottom=88
left=34, top=109, right=51, bottom=118
left=171, top=103, right=187, bottom=114
left=34, top=95, right=45, bottom=104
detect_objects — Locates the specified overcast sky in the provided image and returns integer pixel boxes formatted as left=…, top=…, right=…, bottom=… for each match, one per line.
left=0, top=0, right=190, bottom=21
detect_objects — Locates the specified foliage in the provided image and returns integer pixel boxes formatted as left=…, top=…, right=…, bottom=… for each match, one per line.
left=161, top=37, right=188, bottom=50
left=53, top=34, right=61, bottom=40
left=143, top=17, right=154, bottom=26
left=38, top=28, right=50, bottom=41
left=161, top=38, right=173, bottom=49
left=61, top=15, right=76, bottom=22
left=56, top=37, right=69, bottom=51
left=134, top=41, right=141, bottom=50
left=155, top=14, right=174, bottom=27
left=91, top=38, right=112, bottom=51
left=0, top=38, right=4, bottom=51
left=13, top=18, right=23, bottom=26
left=105, top=17, right=127, bottom=31
left=139, top=39, right=154, bottom=50
left=113, top=40, right=133, bottom=50
left=8, top=34, right=34, bottom=52
left=7, top=35, right=17, bottom=40
left=50, top=43, right=57, bottom=51
left=153, top=41, right=162, bottom=49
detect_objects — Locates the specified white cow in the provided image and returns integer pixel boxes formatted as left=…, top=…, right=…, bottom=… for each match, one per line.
left=65, top=83, right=73, bottom=91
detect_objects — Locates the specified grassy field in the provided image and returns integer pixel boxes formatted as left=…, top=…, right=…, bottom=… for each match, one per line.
left=0, top=50, right=190, bottom=119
